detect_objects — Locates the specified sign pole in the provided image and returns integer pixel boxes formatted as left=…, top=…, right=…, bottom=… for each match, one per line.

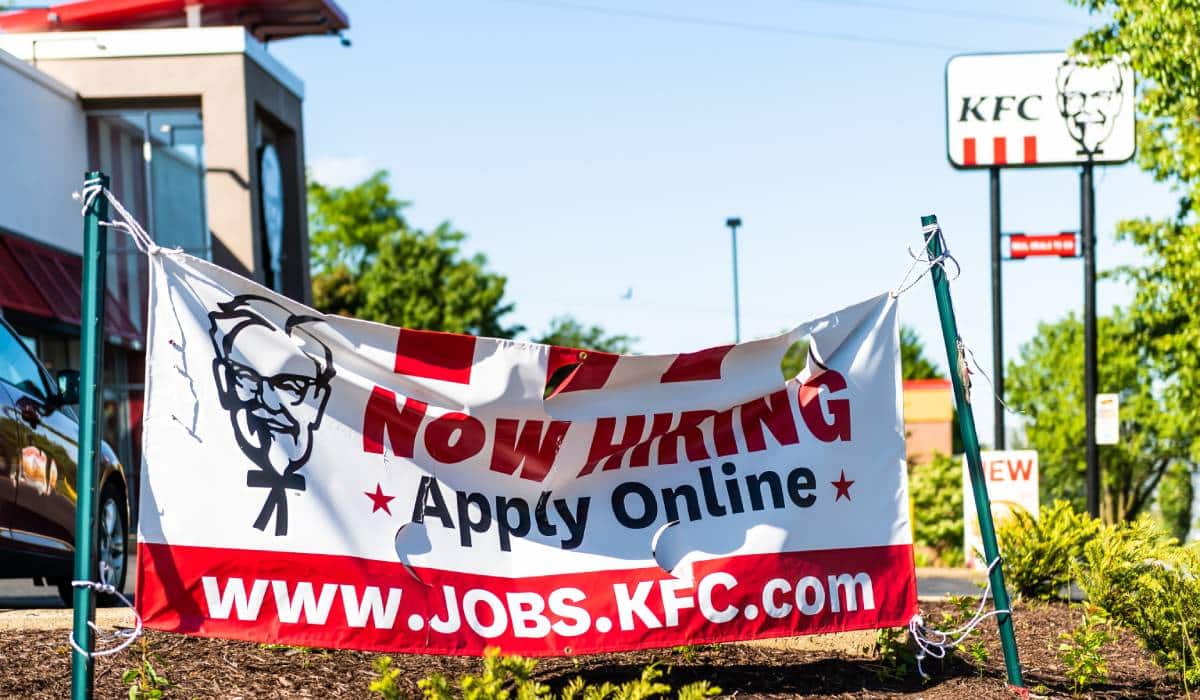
left=989, top=166, right=1004, bottom=449
left=922, top=214, right=1024, bottom=688
left=71, top=171, right=109, bottom=700
left=1081, top=161, right=1099, bottom=518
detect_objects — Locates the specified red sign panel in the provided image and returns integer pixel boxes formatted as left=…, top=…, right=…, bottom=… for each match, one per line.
left=1008, top=233, right=1078, bottom=259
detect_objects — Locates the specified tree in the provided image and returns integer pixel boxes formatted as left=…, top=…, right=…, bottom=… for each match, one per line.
left=534, top=316, right=637, bottom=354
left=308, top=171, right=523, bottom=338
left=900, top=325, right=943, bottom=380
left=1006, top=310, right=1189, bottom=523
left=1067, top=0, right=1200, bottom=528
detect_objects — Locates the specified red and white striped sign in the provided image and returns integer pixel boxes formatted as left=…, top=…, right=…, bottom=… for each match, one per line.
left=136, top=253, right=915, bottom=655
left=1008, top=233, right=1078, bottom=259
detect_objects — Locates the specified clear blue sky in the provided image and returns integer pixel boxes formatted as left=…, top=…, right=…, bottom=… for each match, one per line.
left=273, top=0, right=1178, bottom=447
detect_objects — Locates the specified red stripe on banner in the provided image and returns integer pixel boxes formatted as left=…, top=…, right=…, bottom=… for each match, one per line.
left=546, top=346, right=619, bottom=395
left=992, top=136, right=1007, bottom=165
left=660, top=345, right=735, bottom=384
left=962, top=137, right=977, bottom=166
left=394, top=329, right=476, bottom=384
left=1023, top=135, right=1037, bottom=164
left=136, top=542, right=916, bottom=657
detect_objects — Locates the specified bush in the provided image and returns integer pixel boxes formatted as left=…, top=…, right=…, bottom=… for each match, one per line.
left=996, top=499, right=1100, bottom=600
left=1077, top=517, right=1200, bottom=687
left=371, top=647, right=721, bottom=700
left=1057, top=602, right=1114, bottom=694
left=909, top=452, right=964, bottom=566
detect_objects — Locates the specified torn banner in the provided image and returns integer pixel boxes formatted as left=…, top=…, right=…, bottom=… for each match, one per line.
left=136, top=251, right=916, bottom=656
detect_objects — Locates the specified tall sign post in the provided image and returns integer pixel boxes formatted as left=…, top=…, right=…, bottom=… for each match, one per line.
left=946, top=51, right=1135, bottom=517
left=72, top=171, right=109, bottom=700
left=725, top=216, right=742, bottom=343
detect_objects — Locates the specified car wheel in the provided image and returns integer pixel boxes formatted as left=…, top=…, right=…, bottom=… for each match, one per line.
left=56, top=484, right=129, bottom=607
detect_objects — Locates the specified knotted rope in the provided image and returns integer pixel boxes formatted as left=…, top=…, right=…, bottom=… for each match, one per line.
left=891, top=222, right=961, bottom=298
left=73, top=178, right=163, bottom=255
left=907, top=557, right=1010, bottom=679
left=67, top=560, right=144, bottom=659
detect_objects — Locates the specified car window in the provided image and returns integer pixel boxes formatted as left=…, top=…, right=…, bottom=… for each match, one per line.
left=0, top=322, right=52, bottom=400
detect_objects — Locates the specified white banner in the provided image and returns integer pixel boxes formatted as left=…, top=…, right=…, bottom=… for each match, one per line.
left=135, top=252, right=916, bottom=655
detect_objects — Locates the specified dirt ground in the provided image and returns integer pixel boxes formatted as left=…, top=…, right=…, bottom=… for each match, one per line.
left=0, top=600, right=1179, bottom=699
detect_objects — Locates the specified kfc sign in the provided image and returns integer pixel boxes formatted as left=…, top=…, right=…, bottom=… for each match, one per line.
left=946, top=52, right=1135, bottom=168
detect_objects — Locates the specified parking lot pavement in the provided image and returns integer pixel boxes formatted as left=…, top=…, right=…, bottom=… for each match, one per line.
left=0, top=549, right=137, bottom=610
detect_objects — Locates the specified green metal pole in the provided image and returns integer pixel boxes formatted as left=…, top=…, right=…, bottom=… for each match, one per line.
left=72, top=171, right=109, bottom=700
left=921, top=214, right=1024, bottom=688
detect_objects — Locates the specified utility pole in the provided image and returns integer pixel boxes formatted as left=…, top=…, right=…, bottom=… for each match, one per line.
left=726, top=217, right=742, bottom=343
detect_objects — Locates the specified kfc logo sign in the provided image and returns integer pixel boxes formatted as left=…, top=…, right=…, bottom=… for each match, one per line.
left=946, top=52, right=1134, bottom=168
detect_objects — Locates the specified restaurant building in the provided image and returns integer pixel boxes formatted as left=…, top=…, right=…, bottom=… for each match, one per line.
left=0, top=0, right=348, bottom=516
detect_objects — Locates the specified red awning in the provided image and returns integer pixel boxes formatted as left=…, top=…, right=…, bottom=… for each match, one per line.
left=0, top=0, right=349, bottom=42
left=0, top=235, right=143, bottom=349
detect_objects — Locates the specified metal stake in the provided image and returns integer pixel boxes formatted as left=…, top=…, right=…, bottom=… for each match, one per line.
left=71, top=171, right=109, bottom=700
left=922, top=213, right=1024, bottom=688
left=726, top=217, right=742, bottom=343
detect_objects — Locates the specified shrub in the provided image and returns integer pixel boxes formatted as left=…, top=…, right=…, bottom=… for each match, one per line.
left=372, top=647, right=721, bottom=700
left=1057, top=602, right=1114, bottom=695
left=1077, top=517, right=1200, bottom=687
left=909, top=452, right=964, bottom=566
left=996, top=499, right=1099, bottom=600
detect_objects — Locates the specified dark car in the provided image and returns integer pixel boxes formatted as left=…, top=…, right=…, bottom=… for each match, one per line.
left=0, top=316, right=129, bottom=605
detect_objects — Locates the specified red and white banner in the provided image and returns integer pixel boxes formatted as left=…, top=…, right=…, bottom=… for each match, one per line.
left=136, top=252, right=916, bottom=655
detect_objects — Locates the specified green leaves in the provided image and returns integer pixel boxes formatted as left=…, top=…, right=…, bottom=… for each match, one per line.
left=308, top=172, right=524, bottom=339
left=1056, top=603, right=1114, bottom=695
left=996, top=500, right=1100, bottom=600
left=1005, top=311, right=1186, bottom=523
left=535, top=316, right=637, bottom=354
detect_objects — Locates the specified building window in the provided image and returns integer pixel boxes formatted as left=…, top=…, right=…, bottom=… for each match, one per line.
left=87, top=108, right=210, bottom=260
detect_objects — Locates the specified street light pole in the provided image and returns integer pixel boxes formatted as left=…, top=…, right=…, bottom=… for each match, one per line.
left=726, top=217, right=742, bottom=343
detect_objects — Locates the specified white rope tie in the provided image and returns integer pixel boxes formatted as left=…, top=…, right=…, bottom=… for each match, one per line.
left=958, top=335, right=1026, bottom=417
left=891, top=223, right=961, bottom=298
left=907, top=556, right=1010, bottom=679
left=73, top=179, right=163, bottom=255
left=67, top=560, right=144, bottom=659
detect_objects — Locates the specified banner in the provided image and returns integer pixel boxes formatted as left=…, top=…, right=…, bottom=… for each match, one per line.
left=135, top=252, right=916, bottom=656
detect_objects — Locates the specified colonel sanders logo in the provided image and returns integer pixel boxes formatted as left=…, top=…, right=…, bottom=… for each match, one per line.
left=209, top=296, right=335, bottom=536
left=1056, top=57, right=1127, bottom=157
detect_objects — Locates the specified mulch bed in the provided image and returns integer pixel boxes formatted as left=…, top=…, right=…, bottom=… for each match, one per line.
left=0, top=600, right=1178, bottom=699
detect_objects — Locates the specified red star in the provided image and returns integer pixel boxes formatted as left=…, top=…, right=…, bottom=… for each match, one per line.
left=365, top=484, right=395, bottom=515
left=832, top=470, right=855, bottom=502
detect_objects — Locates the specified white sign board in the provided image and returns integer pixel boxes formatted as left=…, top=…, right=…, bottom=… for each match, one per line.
left=1096, top=393, right=1120, bottom=445
left=946, top=52, right=1134, bottom=168
left=963, top=450, right=1038, bottom=568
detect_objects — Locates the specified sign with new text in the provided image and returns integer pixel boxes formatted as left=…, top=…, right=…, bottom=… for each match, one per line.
left=963, top=450, right=1039, bottom=569
left=136, top=252, right=916, bottom=655
left=946, top=52, right=1135, bottom=169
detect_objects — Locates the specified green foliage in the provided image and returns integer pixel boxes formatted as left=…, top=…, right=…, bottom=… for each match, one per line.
left=908, top=452, right=963, bottom=567
left=1158, top=463, right=1195, bottom=542
left=370, top=656, right=405, bottom=700
left=121, top=639, right=171, bottom=700
left=1066, top=1, right=1200, bottom=468
left=535, top=316, right=637, bottom=354
left=780, top=339, right=809, bottom=381
left=996, top=500, right=1101, bottom=600
left=308, top=171, right=523, bottom=338
left=899, top=325, right=944, bottom=380
left=1077, top=517, right=1200, bottom=686
left=1057, top=602, right=1114, bottom=695
left=868, top=627, right=916, bottom=681
left=965, top=641, right=989, bottom=678
left=1006, top=311, right=1187, bottom=523
left=373, top=648, right=720, bottom=700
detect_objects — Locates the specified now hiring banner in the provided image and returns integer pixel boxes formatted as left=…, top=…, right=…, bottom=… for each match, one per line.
left=135, top=251, right=917, bottom=656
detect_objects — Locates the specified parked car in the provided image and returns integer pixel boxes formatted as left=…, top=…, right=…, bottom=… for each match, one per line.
left=0, top=316, right=129, bottom=605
